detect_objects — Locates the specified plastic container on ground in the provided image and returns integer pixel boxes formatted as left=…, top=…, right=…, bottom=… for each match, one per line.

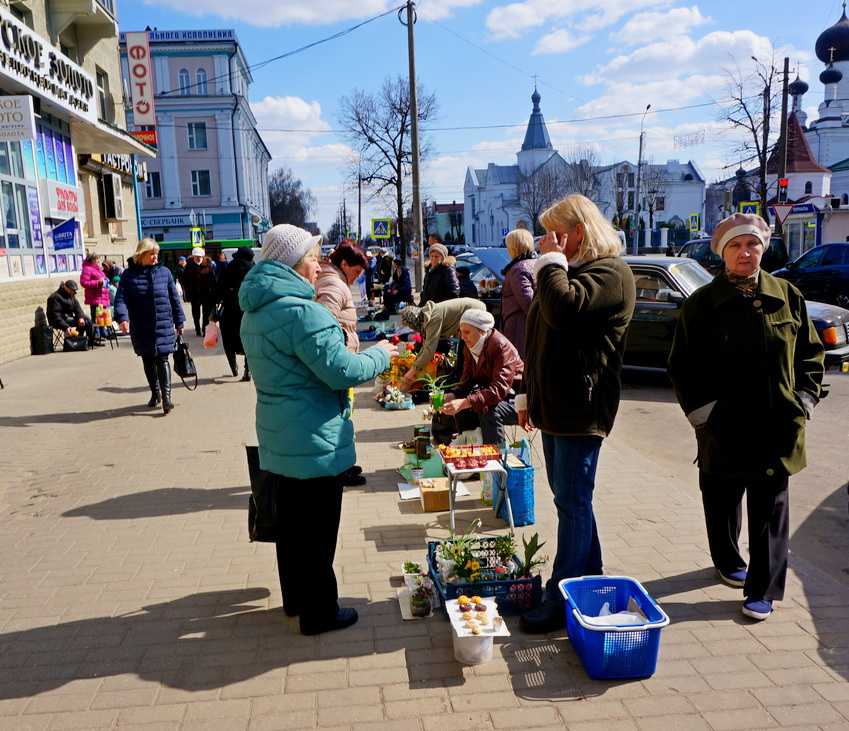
left=452, top=631, right=493, bottom=664
left=558, top=575, right=670, bottom=680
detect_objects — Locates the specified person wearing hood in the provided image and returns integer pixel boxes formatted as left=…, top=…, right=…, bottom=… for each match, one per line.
left=668, top=213, right=824, bottom=622
left=182, top=247, right=217, bottom=336
left=114, top=239, right=185, bottom=414
left=398, top=297, right=486, bottom=391
left=419, top=238, right=460, bottom=306
left=239, top=224, right=396, bottom=636
left=456, top=267, right=479, bottom=299
left=214, top=247, right=255, bottom=380
left=438, top=309, right=524, bottom=446
left=516, top=194, right=636, bottom=634
left=501, top=228, right=537, bottom=359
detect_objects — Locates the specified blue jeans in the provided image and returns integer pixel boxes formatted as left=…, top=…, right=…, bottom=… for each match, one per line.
left=541, top=433, right=604, bottom=603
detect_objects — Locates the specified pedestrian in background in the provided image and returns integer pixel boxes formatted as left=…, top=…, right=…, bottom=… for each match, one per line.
left=213, top=251, right=228, bottom=280
left=80, top=253, right=110, bottom=340
left=500, top=228, right=537, bottom=359
left=419, top=236, right=459, bottom=306
left=114, top=238, right=185, bottom=415
left=182, top=247, right=217, bottom=336
left=456, top=266, right=479, bottom=299
left=239, top=224, right=396, bottom=635
left=516, top=193, right=636, bottom=634
left=376, top=258, right=411, bottom=318
left=214, top=247, right=254, bottom=381
left=46, top=280, right=96, bottom=348
left=668, top=213, right=824, bottom=621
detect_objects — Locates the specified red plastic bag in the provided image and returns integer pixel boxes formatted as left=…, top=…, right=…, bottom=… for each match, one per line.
left=203, top=321, right=220, bottom=349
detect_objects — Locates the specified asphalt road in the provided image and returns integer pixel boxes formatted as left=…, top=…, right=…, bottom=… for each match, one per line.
left=614, top=368, right=849, bottom=589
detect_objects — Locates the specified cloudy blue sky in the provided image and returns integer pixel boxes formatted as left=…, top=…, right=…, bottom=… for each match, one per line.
left=120, top=1, right=841, bottom=231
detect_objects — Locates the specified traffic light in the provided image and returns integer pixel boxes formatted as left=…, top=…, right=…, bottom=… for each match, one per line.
left=778, top=177, right=789, bottom=203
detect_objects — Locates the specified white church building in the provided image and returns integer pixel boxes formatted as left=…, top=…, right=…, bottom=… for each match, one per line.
left=463, top=89, right=705, bottom=247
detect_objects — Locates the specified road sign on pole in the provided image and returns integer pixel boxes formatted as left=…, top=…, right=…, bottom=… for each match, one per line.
left=371, top=218, right=392, bottom=239
left=739, top=201, right=761, bottom=216
left=771, top=204, right=794, bottom=225
left=688, top=213, right=701, bottom=233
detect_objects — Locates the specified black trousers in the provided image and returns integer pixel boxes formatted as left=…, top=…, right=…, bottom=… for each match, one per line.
left=191, top=299, right=213, bottom=334
left=274, top=473, right=344, bottom=628
left=699, top=470, right=789, bottom=601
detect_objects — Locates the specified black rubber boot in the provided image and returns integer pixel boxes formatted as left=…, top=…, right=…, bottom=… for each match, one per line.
left=156, top=358, right=174, bottom=415
left=225, top=349, right=238, bottom=377
left=143, top=358, right=160, bottom=407
left=241, top=360, right=251, bottom=382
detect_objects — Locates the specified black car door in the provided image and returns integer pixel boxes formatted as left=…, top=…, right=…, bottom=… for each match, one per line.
left=625, top=267, right=684, bottom=368
left=784, top=246, right=826, bottom=300
left=817, top=245, right=849, bottom=306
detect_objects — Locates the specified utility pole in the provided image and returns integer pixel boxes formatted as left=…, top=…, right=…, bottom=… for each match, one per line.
left=357, top=164, right=363, bottom=243
left=775, top=56, right=790, bottom=235
left=402, top=1, right=425, bottom=289
left=632, top=104, right=651, bottom=255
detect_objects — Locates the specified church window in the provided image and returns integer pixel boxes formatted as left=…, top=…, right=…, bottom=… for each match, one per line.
left=804, top=181, right=813, bottom=194
left=627, top=191, right=635, bottom=209
left=627, top=173, right=635, bottom=187
left=617, top=172, right=625, bottom=187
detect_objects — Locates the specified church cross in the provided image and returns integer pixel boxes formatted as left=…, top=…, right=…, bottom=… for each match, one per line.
left=829, top=46, right=837, bottom=64
left=532, top=74, right=539, bottom=90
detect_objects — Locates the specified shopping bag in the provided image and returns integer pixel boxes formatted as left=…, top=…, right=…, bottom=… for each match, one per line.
left=172, top=335, right=198, bottom=390
left=203, top=321, right=220, bottom=349
left=245, top=445, right=280, bottom=542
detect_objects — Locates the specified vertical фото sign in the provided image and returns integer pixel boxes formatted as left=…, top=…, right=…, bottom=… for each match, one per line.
left=124, top=32, right=157, bottom=126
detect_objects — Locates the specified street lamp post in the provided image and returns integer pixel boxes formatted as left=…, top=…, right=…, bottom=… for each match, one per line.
left=632, top=104, right=651, bottom=256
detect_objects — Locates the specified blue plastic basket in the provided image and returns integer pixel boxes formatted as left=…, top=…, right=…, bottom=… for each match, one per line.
left=494, top=460, right=535, bottom=526
left=559, top=576, right=670, bottom=680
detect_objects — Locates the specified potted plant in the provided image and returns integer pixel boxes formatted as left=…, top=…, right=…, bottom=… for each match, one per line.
left=410, top=576, right=433, bottom=618
left=402, top=561, right=423, bottom=590
left=415, top=372, right=457, bottom=413
left=436, top=519, right=481, bottom=583
left=494, top=533, right=517, bottom=579
left=517, top=532, right=548, bottom=578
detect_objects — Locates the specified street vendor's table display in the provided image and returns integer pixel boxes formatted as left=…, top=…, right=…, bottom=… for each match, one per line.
left=437, top=444, right=512, bottom=531
left=447, top=595, right=508, bottom=664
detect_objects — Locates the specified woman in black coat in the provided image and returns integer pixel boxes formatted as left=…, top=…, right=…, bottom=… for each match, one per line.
left=114, top=239, right=185, bottom=414
left=419, top=243, right=459, bottom=306
left=214, top=247, right=254, bottom=380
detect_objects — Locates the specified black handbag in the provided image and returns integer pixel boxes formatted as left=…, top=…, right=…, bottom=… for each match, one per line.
left=63, top=334, right=88, bottom=352
left=245, top=445, right=280, bottom=542
left=172, top=335, right=198, bottom=390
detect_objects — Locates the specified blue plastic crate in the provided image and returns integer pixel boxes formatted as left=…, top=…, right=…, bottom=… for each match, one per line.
left=559, top=576, right=670, bottom=680
left=494, top=460, right=535, bottom=526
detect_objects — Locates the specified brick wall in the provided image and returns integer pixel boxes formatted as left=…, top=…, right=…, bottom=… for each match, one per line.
left=0, top=276, right=71, bottom=364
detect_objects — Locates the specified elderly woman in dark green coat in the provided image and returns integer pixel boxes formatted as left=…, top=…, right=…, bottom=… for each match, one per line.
left=668, top=213, right=824, bottom=622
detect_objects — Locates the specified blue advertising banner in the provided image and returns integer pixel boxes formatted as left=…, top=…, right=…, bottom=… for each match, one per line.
left=27, top=186, right=43, bottom=248
left=51, top=217, right=77, bottom=251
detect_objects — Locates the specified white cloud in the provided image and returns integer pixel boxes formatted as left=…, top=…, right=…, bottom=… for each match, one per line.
left=533, top=29, right=591, bottom=56
left=575, top=75, right=726, bottom=117
left=142, top=0, right=479, bottom=26
left=485, top=0, right=668, bottom=41
left=612, top=6, right=709, bottom=46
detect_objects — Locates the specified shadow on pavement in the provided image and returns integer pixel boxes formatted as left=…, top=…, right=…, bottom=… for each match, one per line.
left=620, top=369, right=676, bottom=403
left=0, top=404, right=159, bottom=427
left=355, top=425, right=417, bottom=444
left=0, top=589, right=418, bottom=699
left=97, top=377, right=222, bottom=395
left=61, top=486, right=249, bottom=520
left=789, top=480, right=849, bottom=682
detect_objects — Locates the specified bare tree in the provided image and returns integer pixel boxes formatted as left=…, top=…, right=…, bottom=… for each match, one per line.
left=722, top=54, right=781, bottom=223
left=562, top=146, right=601, bottom=199
left=339, top=76, right=437, bottom=265
left=268, top=167, right=316, bottom=227
left=519, top=164, right=567, bottom=235
left=641, top=162, right=667, bottom=231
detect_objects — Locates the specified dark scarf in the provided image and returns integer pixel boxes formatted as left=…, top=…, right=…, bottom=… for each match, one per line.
left=723, top=269, right=760, bottom=299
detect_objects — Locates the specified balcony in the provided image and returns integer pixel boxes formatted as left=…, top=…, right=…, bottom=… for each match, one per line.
left=50, top=0, right=117, bottom=48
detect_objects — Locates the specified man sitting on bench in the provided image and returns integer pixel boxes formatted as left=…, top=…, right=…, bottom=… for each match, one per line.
left=47, top=280, right=96, bottom=348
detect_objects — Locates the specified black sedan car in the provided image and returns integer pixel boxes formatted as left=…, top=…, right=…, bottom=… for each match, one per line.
left=624, top=256, right=849, bottom=371
left=772, top=243, right=849, bottom=309
left=678, top=236, right=789, bottom=275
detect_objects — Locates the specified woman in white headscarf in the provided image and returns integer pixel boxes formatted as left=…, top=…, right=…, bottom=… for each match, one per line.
left=438, top=309, right=524, bottom=446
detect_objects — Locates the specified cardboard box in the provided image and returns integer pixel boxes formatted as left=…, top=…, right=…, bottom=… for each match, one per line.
left=419, top=477, right=450, bottom=512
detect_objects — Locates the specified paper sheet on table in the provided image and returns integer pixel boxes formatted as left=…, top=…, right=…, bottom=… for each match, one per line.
left=397, top=481, right=470, bottom=500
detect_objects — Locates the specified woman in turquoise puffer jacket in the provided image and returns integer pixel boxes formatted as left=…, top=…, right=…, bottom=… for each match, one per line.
left=239, top=224, right=395, bottom=636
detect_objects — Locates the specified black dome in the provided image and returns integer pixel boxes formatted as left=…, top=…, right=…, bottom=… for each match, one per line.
left=821, top=65, right=844, bottom=85
left=816, top=9, right=849, bottom=63
left=788, top=75, right=809, bottom=96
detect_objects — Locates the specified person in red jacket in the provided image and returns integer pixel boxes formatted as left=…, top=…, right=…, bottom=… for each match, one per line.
left=438, top=309, right=524, bottom=446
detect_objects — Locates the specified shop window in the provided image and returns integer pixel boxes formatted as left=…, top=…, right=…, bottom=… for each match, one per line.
left=187, top=122, right=207, bottom=150
left=191, top=170, right=211, bottom=196
left=10, top=4, right=33, bottom=28
left=153, top=233, right=164, bottom=242
left=145, top=171, right=162, bottom=199
left=196, top=69, right=208, bottom=95
left=179, top=69, right=191, bottom=96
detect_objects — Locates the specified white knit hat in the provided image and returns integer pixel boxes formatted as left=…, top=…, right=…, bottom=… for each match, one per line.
left=191, top=247, right=205, bottom=257
left=428, top=243, right=449, bottom=261
left=460, top=309, right=495, bottom=332
left=261, top=224, right=322, bottom=268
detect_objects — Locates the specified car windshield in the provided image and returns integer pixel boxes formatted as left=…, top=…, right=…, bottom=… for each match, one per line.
left=668, top=260, right=713, bottom=294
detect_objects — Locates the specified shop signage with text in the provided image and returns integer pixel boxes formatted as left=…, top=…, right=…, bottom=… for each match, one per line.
left=40, top=179, right=83, bottom=220
left=0, top=8, right=96, bottom=125
left=0, top=95, right=35, bottom=141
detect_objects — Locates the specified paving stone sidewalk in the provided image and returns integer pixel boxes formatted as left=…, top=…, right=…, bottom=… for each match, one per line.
left=0, top=338, right=848, bottom=731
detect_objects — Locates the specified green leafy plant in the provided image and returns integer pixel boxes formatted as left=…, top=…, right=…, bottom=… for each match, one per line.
left=494, top=533, right=516, bottom=564
left=403, top=561, right=421, bottom=574
left=517, top=532, right=548, bottom=578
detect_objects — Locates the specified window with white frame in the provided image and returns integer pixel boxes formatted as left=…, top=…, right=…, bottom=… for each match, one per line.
left=179, top=69, right=191, bottom=96
left=196, top=69, right=208, bottom=95
left=145, top=171, right=161, bottom=199
left=191, top=170, right=211, bottom=197
left=187, top=122, right=207, bottom=150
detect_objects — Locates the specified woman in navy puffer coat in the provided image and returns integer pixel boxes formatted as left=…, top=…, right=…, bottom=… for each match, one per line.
left=114, top=239, right=185, bottom=414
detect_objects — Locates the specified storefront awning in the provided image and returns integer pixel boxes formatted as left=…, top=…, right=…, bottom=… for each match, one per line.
left=69, top=118, right=156, bottom=158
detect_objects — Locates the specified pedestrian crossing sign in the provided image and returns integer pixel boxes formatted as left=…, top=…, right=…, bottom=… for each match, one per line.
left=739, top=201, right=761, bottom=216
left=371, top=218, right=392, bottom=239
